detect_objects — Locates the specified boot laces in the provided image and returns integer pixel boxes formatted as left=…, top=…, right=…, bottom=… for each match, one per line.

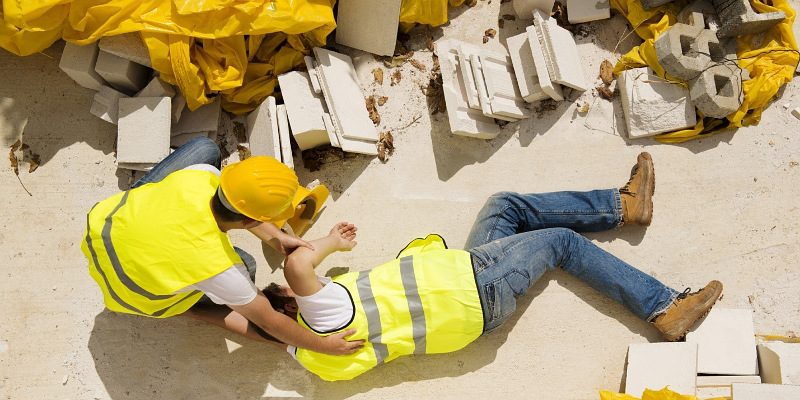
left=620, top=165, right=639, bottom=195
left=676, top=287, right=693, bottom=301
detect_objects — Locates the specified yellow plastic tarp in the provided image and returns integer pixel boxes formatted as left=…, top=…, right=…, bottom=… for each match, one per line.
left=600, top=387, right=726, bottom=400
left=610, top=0, right=798, bottom=143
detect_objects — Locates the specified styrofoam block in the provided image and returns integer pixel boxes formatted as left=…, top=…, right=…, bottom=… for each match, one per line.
left=513, top=0, right=556, bottom=19
left=625, top=342, right=698, bottom=396
left=758, top=342, right=800, bottom=384
left=525, top=26, right=564, bottom=101
left=136, top=77, right=175, bottom=98
left=59, top=42, right=107, bottom=91
left=94, top=51, right=150, bottom=95
left=98, top=33, right=152, bottom=67
left=335, top=0, right=401, bottom=56
left=171, top=97, right=221, bottom=136
left=732, top=383, right=800, bottom=400
left=457, top=44, right=483, bottom=110
left=477, top=51, right=531, bottom=120
left=313, top=47, right=380, bottom=142
left=506, top=32, right=549, bottom=102
left=567, top=0, right=611, bottom=24
left=278, top=71, right=330, bottom=150
left=435, top=39, right=501, bottom=139
left=531, top=10, right=588, bottom=91
left=247, top=96, right=281, bottom=158
left=170, top=131, right=210, bottom=148
left=116, top=97, right=171, bottom=165
left=276, top=105, right=294, bottom=169
left=686, top=308, right=758, bottom=375
left=618, top=67, right=696, bottom=139
left=90, top=86, right=130, bottom=125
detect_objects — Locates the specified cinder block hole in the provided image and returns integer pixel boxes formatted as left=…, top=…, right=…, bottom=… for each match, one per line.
left=680, top=35, right=693, bottom=55
left=714, top=75, right=734, bottom=97
left=708, top=41, right=725, bottom=61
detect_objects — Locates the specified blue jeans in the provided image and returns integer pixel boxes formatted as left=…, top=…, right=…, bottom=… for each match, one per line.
left=465, top=191, right=678, bottom=333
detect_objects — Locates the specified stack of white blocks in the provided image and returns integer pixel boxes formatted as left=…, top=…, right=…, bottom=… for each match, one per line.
left=246, top=96, right=294, bottom=169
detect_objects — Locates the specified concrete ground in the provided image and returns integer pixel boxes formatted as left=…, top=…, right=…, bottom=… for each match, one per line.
left=2, top=1, right=799, bottom=399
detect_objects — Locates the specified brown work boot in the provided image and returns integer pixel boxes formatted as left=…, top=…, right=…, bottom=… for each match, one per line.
left=652, top=280, right=723, bottom=341
left=620, top=152, right=655, bottom=226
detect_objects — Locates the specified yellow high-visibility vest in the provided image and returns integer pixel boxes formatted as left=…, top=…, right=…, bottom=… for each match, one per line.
left=295, top=234, right=484, bottom=381
left=81, top=170, right=243, bottom=318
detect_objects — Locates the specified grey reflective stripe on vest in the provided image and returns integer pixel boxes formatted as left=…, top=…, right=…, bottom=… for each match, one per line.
left=101, top=191, right=172, bottom=301
left=356, top=270, right=390, bottom=365
left=399, top=256, right=427, bottom=354
left=87, top=204, right=203, bottom=317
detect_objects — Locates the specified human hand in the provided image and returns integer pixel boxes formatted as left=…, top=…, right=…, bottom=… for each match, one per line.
left=275, top=232, right=314, bottom=256
left=321, top=328, right=364, bottom=355
left=329, top=222, right=357, bottom=251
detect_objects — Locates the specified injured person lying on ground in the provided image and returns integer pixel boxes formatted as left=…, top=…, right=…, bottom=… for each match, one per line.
left=263, top=153, right=723, bottom=381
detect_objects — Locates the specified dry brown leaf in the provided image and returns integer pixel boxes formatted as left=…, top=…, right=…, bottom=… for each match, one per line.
left=485, top=29, right=497, bottom=38
left=597, top=85, right=614, bottom=100
left=28, top=151, right=40, bottom=173
left=233, top=121, right=247, bottom=143
left=378, top=96, right=388, bottom=106
left=372, top=68, right=384, bottom=85
left=366, top=95, right=381, bottom=124
left=483, top=36, right=489, bottom=44
left=391, top=70, right=402, bottom=86
left=9, top=139, right=20, bottom=176
left=599, top=60, right=614, bottom=85
left=383, top=132, right=394, bottom=152
left=408, top=59, right=427, bottom=71
left=502, top=14, right=516, bottom=20
left=237, top=144, right=251, bottom=160
left=377, top=142, right=386, bottom=162
left=467, top=0, right=477, bottom=6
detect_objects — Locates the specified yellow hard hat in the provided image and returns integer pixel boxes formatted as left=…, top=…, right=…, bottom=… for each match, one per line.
left=219, top=156, right=299, bottom=222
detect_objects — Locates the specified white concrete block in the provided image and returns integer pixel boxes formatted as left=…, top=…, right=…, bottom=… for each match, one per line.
left=116, top=97, right=171, bottom=165
left=116, top=162, right=156, bottom=171
left=90, top=86, right=129, bottom=125
left=506, top=32, right=549, bottom=102
left=312, top=47, right=380, bottom=142
left=457, top=44, right=483, bottom=110
left=304, top=56, right=322, bottom=94
left=337, top=136, right=379, bottom=155
left=697, top=375, right=763, bottom=386
left=732, top=383, right=800, bottom=400
left=136, top=77, right=175, bottom=98
left=476, top=51, right=531, bottom=120
left=531, top=10, right=588, bottom=91
left=624, top=342, right=698, bottom=397
left=278, top=71, right=329, bottom=150
left=470, top=54, right=517, bottom=122
left=276, top=104, right=294, bottom=169
left=525, top=26, right=564, bottom=101
left=95, top=51, right=150, bottom=95
left=335, top=0, right=401, bottom=56
left=686, top=308, right=758, bottom=375
left=618, top=67, right=696, bottom=139
left=247, top=96, right=280, bottom=158
left=98, top=33, right=152, bottom=68
left=567, top=0, right=611, bottom=24
left=170, top=131, right=209, bottom=148
left=758, top=342, right=800, bottom=384
left=172, top=92, right=186, bottom=124
left=59, top=42, right=107, bottom=91
left=172, top=97, right=221, bottom=136
left=435, top=39, right=502, bottom=139
left=696, top=386, right=732, bottom=399
left=322, top=114, right=342, bottom=148
left=513, top=0, right=556, bottom=19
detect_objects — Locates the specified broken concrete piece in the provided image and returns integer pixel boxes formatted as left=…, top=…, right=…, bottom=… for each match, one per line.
left=116, top=97, right=171, bottom=165
left=171, top=97, right=221, bottom=136
left=90, top=86, right=130, bottom=125
left=758, top=342, right=800, bottom=385
left=474, top=52, right=531, bottom=120
left=525, top=26, right=564, bottom=101
left=567, top=0, right=611, bottom=24
left=712, top=0, right=786, bottom=38
left=689, top=62, right=745, bottom=119
left=312, top=47, right=380, bottom=142
left=618, top=67, right=696, bottom=139
left=171, top=92, right=186, bottom=124
left=677, top=0, right=720, bottom=30
left=59, top=42, right=107, bottom=91
left=276, top=104, right=294, bottom=169
left=98, top=33, right=152, bottom=68
left=506, top=32, right=549, bottom=102
left=513, top=0, right=555, bottom=19
left=624, top=342, right=698, bottom=397
left=136, top=77, right=175, bottom=98
left=0, top=97, right=29, bottom=147
left=435, top=39, right=502, bottom=139
left=685, top=308, right=758, bottom=375
left=277, top=71, right=330, bottom=150
left=641, top=0, right=674, bottom=10
left=531, top=10, right=588, bottom=91
left=247, top=96, right=280, bottom=159
left=94, top=51, right=150, bottom=95
left=732, top=383, right=800, bottom=400
left=335, top=0, right=401, bottom=56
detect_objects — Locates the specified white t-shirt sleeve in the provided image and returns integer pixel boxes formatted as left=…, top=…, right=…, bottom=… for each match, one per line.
left=183, top=164, right=221, bottom=177
left=295, top=276, right=354, bottom=333
left=177, top=263, right=258, bottom=306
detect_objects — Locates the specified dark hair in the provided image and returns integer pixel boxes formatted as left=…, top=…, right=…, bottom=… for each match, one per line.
left=263, top=282, right=295, bottom=313
left=210, top=190, right=249, bottom=223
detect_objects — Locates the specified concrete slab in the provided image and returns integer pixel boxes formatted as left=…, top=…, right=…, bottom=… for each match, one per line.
left=335, top=0, right=401, bottom=56
left=277, top=71, right=329, bottom=150
left=505, top=32, right=549, bottom=102
left=276, top=104, right=294, bottom=169
left=513, top=0, right=555, bottom=19
left=98, top=33, right=152, bottom=68
left=625, top=342, right=698, bottom=397
left=246, top=96, right=280, bottom=158
left=567, top=0, right=611, bottom=24
left=116, top=97, right=171, bottom=165
left=532, top=9, right=588, bottom=91
left=686, top=308, right=758, bottom=375
left=618, top=67, right=696, bottom=139
left=475, top=52, right=531, bottom=120
left=758, top=342, right=800, bottom=385
left=712, top=0, right=787, bottom=38
left=94, top=51, right=150, bottom=95
left=59, top=42, right=107, bottom=91
left=90, top=86, right=129, bottom=125
left=732, top=383, right=800, bottom=400
left=171, top=97, right=221, bottom=136
left=525, top=25, right=564, bottom=101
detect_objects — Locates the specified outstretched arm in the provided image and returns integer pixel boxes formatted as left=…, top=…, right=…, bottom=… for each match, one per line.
left=284, top=222, right=358, bottom=297
left=248, top=221, right=315, bottom=256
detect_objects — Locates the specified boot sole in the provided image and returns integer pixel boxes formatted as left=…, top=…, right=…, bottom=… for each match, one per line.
left=638, top=152, right=655, bottom=227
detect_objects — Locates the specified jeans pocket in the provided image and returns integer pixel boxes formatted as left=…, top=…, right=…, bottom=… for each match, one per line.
left=486, top=279, right=516, bottom=324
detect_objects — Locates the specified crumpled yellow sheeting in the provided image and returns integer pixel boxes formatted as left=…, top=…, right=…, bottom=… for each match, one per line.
left=600, top=387, right=726, bottom=400
left=609, top=0, right=798, bottom=143
left=400, top=0, right=465, bottom=28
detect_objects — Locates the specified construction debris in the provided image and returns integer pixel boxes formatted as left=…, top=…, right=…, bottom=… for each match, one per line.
left=598, top=60, right=614, bottom=85
left=372, top=68, right=384, bottom=85
left=618, top=67, right=696, bottom=139
left=391, top=70, right=402, bottom=86
left=513, top=0, right=556, bottom=19
left=335, top=0, right=402, bottom=56
left=366, top=95, right=381, bottom=125
left=567, top=0, right=610, bottom=24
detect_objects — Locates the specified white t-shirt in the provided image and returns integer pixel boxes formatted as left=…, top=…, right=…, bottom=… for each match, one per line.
left=171, top=164, right=258, bottom=306
left=286, top=276, right=355, bottom=359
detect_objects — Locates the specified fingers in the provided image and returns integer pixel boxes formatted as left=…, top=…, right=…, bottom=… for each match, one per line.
left=298, top=239, right=315, bottom=250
